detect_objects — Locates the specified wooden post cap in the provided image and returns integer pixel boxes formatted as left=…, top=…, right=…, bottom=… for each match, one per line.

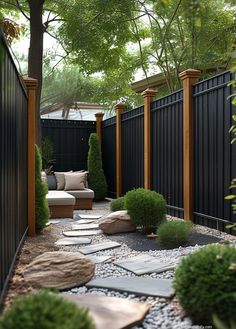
left=95, top=112, right=104, bottom=119
left=23, top=77, right=38, bottom=90
left=142, top=88, right=157, bottom=98
left=115, top=103, right=125, bottom=112
left=179, top=69, right=201, bottom=81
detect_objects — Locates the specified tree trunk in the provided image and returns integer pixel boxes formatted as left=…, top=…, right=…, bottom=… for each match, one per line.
left=28, top=0, right=44, bottom=145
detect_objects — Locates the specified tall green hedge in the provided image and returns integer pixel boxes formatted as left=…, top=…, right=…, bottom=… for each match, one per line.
left=87, top=133, right=107, bottom=200
left=35, top=145, right=49, bottom=231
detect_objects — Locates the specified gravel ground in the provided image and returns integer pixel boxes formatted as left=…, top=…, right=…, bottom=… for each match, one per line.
left=52, top=200, right=236, bottom=329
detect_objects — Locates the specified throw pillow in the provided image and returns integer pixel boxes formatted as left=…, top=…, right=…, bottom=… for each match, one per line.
left=54, top=171, right=71, bottom=190
left=64, top=172, right=86, bottom=190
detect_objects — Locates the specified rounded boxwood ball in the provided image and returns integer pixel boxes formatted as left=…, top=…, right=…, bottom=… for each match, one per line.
left=125, top=188, right=166, bottom=229
left=157, top=220, right=192, bottom=248
left=174, top=244, right=236, bottom=325
left=0, top=290, right=95, bottom=329
left=110, top=196, right=126, bottom=211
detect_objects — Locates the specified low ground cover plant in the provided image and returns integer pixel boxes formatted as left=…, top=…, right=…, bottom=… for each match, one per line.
left=0, top=290, right=95, bottom=329
left=110, top=196, right=126, bottom=211
left=157, top=220, right=192, bottom=248
left=174, top=244, right=236, bottom=325
left=125, top=188, right=166, bottom=229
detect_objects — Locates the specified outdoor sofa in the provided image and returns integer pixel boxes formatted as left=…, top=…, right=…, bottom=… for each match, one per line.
left=42, top=171, right=94, bottom=218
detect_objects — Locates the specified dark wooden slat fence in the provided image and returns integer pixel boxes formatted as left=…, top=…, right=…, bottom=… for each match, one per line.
left=121, top=105, right=144, bottom=194
left=0, top=31, right=28, bottom=304
left=41, top=119, right=96, bottom=172
left=151, top=90, right=184, bottom=218
left=193, top=71, right=236, bottom=229
left=102, top=116, right=116, bottom=197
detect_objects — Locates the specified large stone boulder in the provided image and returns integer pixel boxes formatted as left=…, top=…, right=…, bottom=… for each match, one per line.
left=24, top=251, right=95, bottom=290
left=63, top=294, right=151, bottom=329
left=99, top=210, right=136, bottom=234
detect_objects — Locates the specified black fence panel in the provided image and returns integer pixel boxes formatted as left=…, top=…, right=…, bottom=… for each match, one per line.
left=0, top=31, right=28, bottom=304
left=102, top=116, right=116, bottom=197
left=151, top=90, right=184, bottom=218
left=121, top=106, right=144, bottom=194
left=193, top=71, right=236, bottom=229
left=41, top=119, right=96, bottom=172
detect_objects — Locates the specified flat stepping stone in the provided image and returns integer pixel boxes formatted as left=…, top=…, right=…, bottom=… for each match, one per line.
left=78, top=241, right=121, bottom=255
left=49, top=220, right=60, bottom=224
left=63, top=294, right=151, bottom=329
left=72, top=223, right=100, bottom=230
left=87, top=255, right=112, bottom=264
left=63, top=230, right=102, bottom=237
left=86, top=277, right=174, bottom=298
left=55, top=238, right=92, bottom=246
left=74, top=219, right=95, bottom=224
left=79, top=214, right=102, bottom=219
left=114, top=254, right=175, bottom=275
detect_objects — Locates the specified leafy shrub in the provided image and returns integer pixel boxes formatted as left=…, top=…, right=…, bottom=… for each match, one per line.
left=174, top=244, right=236, bottom=325
left=87, top=133, right=107, bottom=201
left=0, top=290, right=95, bottom=329
left=125, top=188, right=166, bottom=229
left=41, top=136, right=55, bottom=174
left=35, top=145, right=49, bottom=231
left=110, top=196, right=126, bottom=211
left=157, top=220, right=192, bottom=248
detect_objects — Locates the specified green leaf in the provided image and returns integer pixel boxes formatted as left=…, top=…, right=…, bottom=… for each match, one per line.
left=225, top=195, right=236, bottom=200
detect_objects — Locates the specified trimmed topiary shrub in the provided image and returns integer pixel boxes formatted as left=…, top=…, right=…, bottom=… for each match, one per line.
left=125, top=188, right=166, bottom=229
left=174, top=244, right=236, bottom=325
left=0, top=290, right=95, bottom=329
left=157, top=220, right=192, bottom=248
left=35, top=145, right=49, bottom=231
left=87, top=133, right=107, bottom=201
left=110, top=196, right=126, bottom=211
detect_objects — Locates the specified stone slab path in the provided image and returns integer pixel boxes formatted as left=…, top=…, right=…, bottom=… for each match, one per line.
left=78, top=241, right=121, bottom=255
left=87, top=255, right=112, bottom=264
left=55, top=238, right=92, bottom=246
left=74, top=219, right=96, bottom=224
left=71, top=223, right=100, bottom=230
left=63, top=230, right=102, bottom=237
left=86, top=277, right=175, bottom=298
left=79, top=214, right=102, bottom=219
left=63, top=294, right=151, bottom=329
left=114, top=254, right=175, bottom=275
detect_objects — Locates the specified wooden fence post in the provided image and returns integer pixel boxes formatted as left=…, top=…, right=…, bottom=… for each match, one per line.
left=142, top=89, right=157, bottom=189
left=179, top=69, right=200, bottom=221
left=115, top=103, right=125, bottom=197
left=24, top=77, right=38, bottom=237
left=95, top=112, right=104, bottom=151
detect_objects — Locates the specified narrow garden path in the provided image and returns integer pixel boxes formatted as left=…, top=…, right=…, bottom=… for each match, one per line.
left=5, top=200, right=236, bottom=329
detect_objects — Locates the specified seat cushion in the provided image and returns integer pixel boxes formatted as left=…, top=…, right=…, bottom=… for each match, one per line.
left=46, top=191, right=75, bottom=206
left=66, top=188, right=94, bottom=199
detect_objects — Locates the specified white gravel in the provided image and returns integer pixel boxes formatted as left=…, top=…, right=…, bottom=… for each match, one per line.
left=54, top=200, right=235, bottom=329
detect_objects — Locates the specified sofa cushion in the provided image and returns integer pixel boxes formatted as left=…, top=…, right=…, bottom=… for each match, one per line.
left=55, top=171, right=71, bottom=190
left=64, top=172, right=86, bottom=190
left=46, top=191, right=75, bottom=206
left=66, top=188, right=94, bottom=199
left=41, top=171, right=47, bottom=184
left=47, top=174, right=57, bottom=190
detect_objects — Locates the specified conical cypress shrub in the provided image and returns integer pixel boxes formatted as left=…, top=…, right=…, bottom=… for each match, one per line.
left=87, top=133, right=107, bottom=200
left=35, top=145, right=49, bottom=231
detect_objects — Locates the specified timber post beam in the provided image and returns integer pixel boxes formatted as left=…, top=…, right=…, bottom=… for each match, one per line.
left=142, top=88, right=157, bottom=190
left=179, top=69, right=200, bottom=221
left=95, top=112, right=104, bottom=151
left=115, top=103, right=125, bottom=198
left=24, top=77, right=38, bottom=237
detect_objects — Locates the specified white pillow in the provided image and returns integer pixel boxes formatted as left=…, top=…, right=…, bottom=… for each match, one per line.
left=64, top=172, right=86, bottom=190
